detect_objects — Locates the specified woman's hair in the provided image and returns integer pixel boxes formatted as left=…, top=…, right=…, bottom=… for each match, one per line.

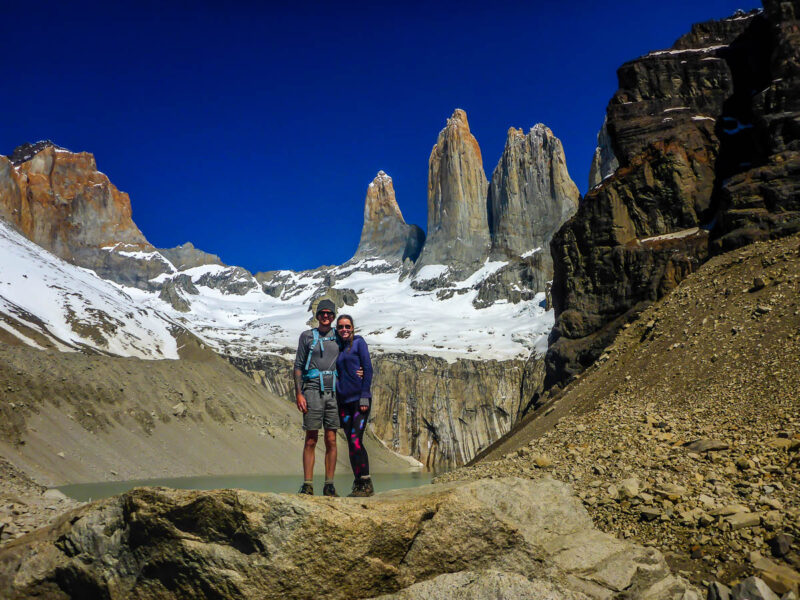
left=336, top=314, right=355, bottom=346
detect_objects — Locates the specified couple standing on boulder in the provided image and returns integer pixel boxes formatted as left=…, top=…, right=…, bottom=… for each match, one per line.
left=293, top=299, right=374, bottom=497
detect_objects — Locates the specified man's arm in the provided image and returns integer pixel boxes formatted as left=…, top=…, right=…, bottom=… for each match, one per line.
left=293, top=332, right=309, bottom=413
left=294, top=367, right=307, bottom=413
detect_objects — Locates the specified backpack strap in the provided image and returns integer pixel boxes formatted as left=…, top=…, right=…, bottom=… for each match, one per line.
left=302, top=328, right=338, bottom=392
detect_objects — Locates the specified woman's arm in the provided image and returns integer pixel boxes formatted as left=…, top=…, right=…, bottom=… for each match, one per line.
left=358, top=338, right=373, bottom=408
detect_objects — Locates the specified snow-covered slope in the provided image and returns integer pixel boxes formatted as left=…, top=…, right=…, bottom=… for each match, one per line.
left=0, top=218, right=552, bottom=363
left=0, top=220, right=179, bottom=359
left=126, top=255, right=552, bottom=361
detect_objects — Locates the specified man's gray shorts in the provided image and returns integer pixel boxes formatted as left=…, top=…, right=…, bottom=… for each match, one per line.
left=303, top=388, right=340, bottom=431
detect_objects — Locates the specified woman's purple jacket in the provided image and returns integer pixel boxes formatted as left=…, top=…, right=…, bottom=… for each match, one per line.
left=336, top=335, right=373, bottom=406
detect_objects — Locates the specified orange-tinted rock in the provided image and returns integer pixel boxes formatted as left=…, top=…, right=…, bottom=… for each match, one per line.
left=0, top=143, right=149, bottom=259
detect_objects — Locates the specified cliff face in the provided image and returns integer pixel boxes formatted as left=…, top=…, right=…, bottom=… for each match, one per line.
left=0, top=143, right=173, bottom=287
left=351, top=171, right=425, bottom=264
left=0, top=143, right=149, bottom=257
left=488, top=124, right=579, bottom=259
left=546, top=6, right=800, bottom=387
left=415, top=109, right=490, bottom=273
left=234, top=351, right=545, bottom=471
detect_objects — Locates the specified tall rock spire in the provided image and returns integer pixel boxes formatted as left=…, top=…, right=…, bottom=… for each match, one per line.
left=488, top=124, right=579, bottom=258
left=415, top=109, right=490, bottom=270
left=352, top=171, right=424, bottom=264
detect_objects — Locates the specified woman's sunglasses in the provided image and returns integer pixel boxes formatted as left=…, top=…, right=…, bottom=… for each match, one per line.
left=336, top=324, right=353, bottom=330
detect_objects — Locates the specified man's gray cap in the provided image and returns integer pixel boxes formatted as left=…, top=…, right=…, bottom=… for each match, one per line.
left=316, top=299, right=336, bottom=315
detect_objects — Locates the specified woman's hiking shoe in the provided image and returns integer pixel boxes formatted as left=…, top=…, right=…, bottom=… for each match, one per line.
left=322, top=483, right=338, bottom=497
left=298, top=483, right=314, bottom=495
left=348, top=478, right=374, bottom=497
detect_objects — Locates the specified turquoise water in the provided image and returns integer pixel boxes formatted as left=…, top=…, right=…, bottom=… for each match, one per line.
left=57, top=470, right=433, bottom=502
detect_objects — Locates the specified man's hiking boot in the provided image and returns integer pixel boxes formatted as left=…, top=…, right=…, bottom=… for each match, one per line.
left=298, top=483, right=313, bottom=495
left=348, top=478, right=374, bottom=497
left=322, top=483, right=338, bottom=497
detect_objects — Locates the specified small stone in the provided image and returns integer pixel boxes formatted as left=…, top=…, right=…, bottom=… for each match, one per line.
left=731, top=576, right=779, bottom=600
left=532, top=454, right=552, bottom=468
left=172, top=402, right=187, bottom=417
left=653, top=483, right=687, bottom=500
left=56, top=452, right=65, bottom=459
left=728, top=512, right=762, bottom=530
left=619, top=477, right=640, bottom=498
left=641, top=507, right=662, bottom=522
left=768, top=534, right=794, bottom=558
left=751, top=276, right=767, bottom=291
left=711, top=504, right=750, bottom=517
left=708, top=581, right=732, bottom=600
left=684, top=439, right=729, bottom=452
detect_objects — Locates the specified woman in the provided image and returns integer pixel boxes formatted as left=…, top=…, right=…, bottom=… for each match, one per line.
left=335, top=314, right=374, bottom=497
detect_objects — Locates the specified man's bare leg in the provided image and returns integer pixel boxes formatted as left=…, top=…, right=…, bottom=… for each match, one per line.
left=303, top=430, right=318, bottom=481
left=324, top=428, right=337, bottom=481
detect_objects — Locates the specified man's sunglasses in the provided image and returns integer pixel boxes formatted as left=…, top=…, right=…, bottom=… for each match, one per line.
left=317, top=311, right=335, bottom=318
left=336, top=324, right=353, bottom=330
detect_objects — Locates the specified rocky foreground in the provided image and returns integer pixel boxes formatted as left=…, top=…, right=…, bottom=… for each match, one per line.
left=441, top=233, right=800, bottom=594
left=0, top=477, right=700, bottom=599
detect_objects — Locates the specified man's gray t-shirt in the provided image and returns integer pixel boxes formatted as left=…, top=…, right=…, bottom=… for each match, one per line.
left=294, top=328, right=339, bottom=392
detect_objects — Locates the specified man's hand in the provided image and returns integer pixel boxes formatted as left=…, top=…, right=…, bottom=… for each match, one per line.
left=296, top=393, right=308, bottom=414
left=356, top=368, right=364, bottom=378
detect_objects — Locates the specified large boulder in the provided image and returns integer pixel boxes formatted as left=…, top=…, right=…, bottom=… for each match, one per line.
left=0, top=477, right=698, bottom=599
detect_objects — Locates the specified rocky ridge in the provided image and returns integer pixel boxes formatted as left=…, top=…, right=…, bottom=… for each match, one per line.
left=546, top=3, right=800, bottom=388
left=0, top=477, right=699, bottom=599
left=439, top=232, right=800, bottom=594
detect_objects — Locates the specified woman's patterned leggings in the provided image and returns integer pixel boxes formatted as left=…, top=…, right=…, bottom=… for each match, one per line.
left=339, top=402, right=370, bottom=478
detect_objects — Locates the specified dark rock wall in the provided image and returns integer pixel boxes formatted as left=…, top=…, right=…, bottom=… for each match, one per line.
left=546, top=4, right=800, bottom=388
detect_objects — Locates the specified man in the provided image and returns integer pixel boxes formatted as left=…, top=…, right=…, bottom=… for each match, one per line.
left=293, top=299, right=340, bottom=496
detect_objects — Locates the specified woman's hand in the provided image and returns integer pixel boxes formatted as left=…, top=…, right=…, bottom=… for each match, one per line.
left=356, top=368, right=364, bottom=378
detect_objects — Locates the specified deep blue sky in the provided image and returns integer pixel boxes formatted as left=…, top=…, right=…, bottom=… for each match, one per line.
left=3, top=1, right=759, bottom=273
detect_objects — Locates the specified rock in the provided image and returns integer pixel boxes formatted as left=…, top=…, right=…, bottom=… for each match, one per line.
left=172, top=402, right=187, bottom=417
left=545, top=5, right=800, bottom=388
left=0, top=145, right=172, bottom=288
left=641, top=507, right=662, bottom=522
left=195, top=266, right=257, bottom=295
left=727, top=512, right=762, bottom=530
left=685, top=439, right=730, bottom=452
left=759, top=566, right=800, bottom=596
left=41, top=489, right=68, bottom=502
left=157, top=241, right=223, bottom=271
left=352, top=171, right=425, bottom=264
left=708, top=581, right=732, bottom=600
left=415, top=109, right=490, bottom=272
left=588, top=116, right=620, bottom=189
left=0, top=478, right=698, bottom=600
left=376, top=570, right=590, bottom=600
left=487, top=124, right=579, bottom=260
left=619, top=477, right=640, bottom=498
left=711, top=504, right=751, bottom=517
left=731, top=577, right=779, bottom=600
left=653, top=483, right=688, bottom=500
left=768, top=534, right=794, bottom=558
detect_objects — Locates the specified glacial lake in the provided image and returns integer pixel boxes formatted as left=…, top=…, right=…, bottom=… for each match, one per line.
left=57, top=470, right=434, bottom=502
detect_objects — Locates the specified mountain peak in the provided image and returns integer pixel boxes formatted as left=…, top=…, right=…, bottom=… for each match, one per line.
left=352, top=171, right=424, bottom=264
left=8, top=140, right=68, bottom=165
